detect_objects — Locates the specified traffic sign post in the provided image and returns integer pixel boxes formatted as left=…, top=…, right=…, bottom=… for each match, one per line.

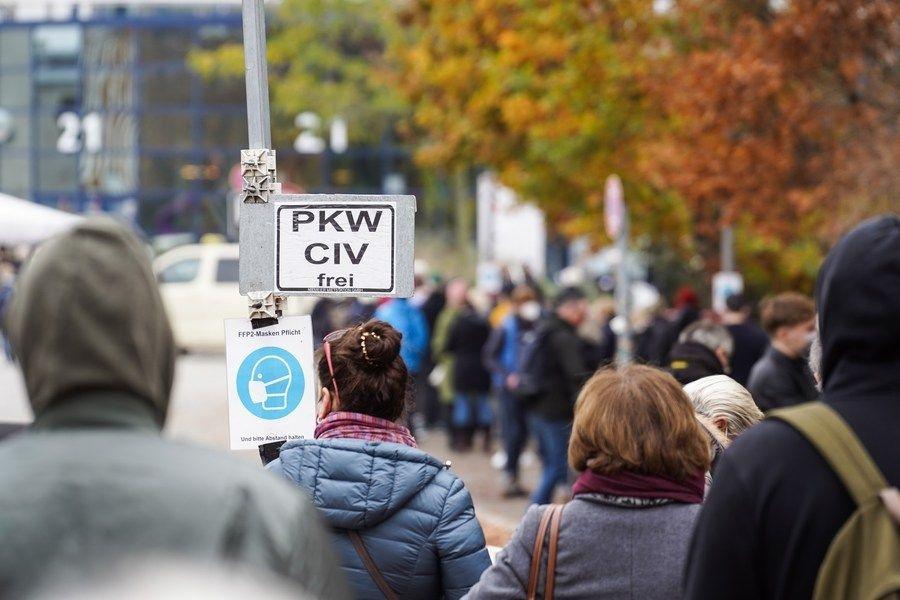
left=237, top=0, right=415, bottom=327
left=712, top=271, right=744, bottom=314
left=604, top=174, right=624, bottom=240
left=605, top=174, right=633, bottom=367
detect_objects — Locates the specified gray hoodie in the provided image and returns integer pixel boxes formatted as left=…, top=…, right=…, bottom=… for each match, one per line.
left=0, top=219, right=350, bottom=599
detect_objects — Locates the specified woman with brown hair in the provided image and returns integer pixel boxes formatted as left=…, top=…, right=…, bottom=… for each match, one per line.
left=465, top=365, right=710, bottom=599
left=267, top=320, right=490, bottom=599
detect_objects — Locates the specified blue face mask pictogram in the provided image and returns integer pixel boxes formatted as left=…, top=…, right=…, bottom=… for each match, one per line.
left=236, top=347, right=305, bottom=420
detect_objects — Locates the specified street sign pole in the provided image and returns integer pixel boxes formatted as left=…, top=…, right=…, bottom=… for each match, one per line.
left=721, top=225, right=735, bottom=272
left=240, top=0, right=283, bottom=327
left=243, top=0, right=271, bottom=150
left=605, top=174, right=632, bottom=367
left=615, top=211, right=633, bottom=367
left=237, top=0, right=415, bottom=330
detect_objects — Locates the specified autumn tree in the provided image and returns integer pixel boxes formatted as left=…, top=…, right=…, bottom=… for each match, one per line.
left=649, top=0, right=899, bottom=288
left=191, top=0, right=897, bottom=290
left=390, top=0, right=897, bottom=291
left=190, top=0, right=405, bottom=149
left=389, top=0, right=693, bottom=253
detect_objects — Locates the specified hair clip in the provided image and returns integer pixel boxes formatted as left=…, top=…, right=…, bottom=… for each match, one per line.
left=360, top=331, right=382, bottom=364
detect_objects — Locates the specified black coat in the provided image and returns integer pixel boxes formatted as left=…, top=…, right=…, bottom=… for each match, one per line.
left=684, top=215, right=900, bottom=600
left=446, top=309, right=492, bottom=394
left=746, top=346, right=818, bottom=411
left=725, top=321, right=769, bottom=386
left=635, top=315, right=673, bottom=366
left=666, top=341, right=725, bottom=386
left=530, top=315, right=591, bottom=422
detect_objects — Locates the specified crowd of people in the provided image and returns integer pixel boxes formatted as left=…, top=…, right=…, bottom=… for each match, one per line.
left=0, top=214, right=897, bottom=599
left=320, top=257, right=825, bottom=510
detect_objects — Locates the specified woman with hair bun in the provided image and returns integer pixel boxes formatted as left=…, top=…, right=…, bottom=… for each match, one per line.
left=267, top=320, right=490, bottom=600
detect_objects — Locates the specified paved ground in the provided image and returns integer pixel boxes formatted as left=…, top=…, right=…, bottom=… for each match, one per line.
left=0, top=354, right=546, bottom=545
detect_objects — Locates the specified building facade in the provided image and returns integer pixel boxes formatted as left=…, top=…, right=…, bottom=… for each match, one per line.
left=0, top=1, right=413, bottom=239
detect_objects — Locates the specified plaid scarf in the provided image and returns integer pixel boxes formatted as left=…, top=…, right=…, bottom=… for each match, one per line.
left=314, top=411, right=418, bottom=448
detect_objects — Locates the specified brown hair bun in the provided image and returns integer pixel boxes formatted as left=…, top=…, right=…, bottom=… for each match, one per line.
left=356, top=320, right=402, bottom=371
left=317, top=319, right=409, bottom=422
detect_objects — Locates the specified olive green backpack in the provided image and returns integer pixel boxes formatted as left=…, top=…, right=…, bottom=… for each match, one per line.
left=771, top=402, right=900, bottom=600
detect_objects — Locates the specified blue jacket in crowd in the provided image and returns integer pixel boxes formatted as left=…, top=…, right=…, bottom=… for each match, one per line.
left=375, top=299, right=429, bottom=374
left=268, top=438, right=491, bottom=599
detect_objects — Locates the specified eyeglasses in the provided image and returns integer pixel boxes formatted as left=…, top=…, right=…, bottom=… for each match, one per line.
left=322, top=328, right=351, bottom=406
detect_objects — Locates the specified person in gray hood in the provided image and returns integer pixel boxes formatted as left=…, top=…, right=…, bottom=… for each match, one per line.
left=0, top=219, right=350, bottom=599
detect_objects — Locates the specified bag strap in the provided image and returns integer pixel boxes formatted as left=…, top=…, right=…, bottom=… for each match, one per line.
left=544, top=504, right=564, bottom=600
left=527, top=506, right=555, bottom=599
left=526, top=504, right=564, bottom=600
left=770, top=402, right=888, bottom=506
left=347, top=530, right=399, bottom=600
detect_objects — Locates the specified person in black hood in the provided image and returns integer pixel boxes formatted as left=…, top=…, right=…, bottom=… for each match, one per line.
left=684, top=215, right=900, bottom=600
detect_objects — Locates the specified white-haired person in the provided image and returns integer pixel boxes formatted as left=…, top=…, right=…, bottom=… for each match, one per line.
left=683, top=375, right=763, bottom=485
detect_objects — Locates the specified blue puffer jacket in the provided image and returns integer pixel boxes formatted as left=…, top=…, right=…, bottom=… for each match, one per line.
left=268, top=438, right=491, bottom=599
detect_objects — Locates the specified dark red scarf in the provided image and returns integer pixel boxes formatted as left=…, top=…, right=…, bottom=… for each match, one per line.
left=572, top=468, right=705, bottom=504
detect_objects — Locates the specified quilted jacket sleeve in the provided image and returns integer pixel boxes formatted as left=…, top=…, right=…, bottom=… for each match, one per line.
left=432, top=477, right=492, bottom=600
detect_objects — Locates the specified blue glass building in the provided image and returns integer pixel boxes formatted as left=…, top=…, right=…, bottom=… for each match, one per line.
left=0, top=2, right=413, bottom=239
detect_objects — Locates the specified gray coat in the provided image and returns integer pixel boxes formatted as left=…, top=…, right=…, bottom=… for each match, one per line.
left=465, top=494, right=701, bottom=599
left=0, top=220, right=350, bottom=599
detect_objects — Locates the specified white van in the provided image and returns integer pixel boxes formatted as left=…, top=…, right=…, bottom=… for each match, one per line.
left=153, top=243, right=314, bottom=352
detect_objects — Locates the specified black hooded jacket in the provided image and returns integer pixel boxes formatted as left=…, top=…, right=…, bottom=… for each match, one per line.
left=666, top=341, right=726, bottom=386
left=684, top=215, right=900, bottom=599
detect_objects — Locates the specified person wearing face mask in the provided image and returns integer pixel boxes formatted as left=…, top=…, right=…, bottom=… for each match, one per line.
left=483, top=285, right=542, bottom=497
left=746, top=292, right=818, bottom=411
left=524, top=287, right=593, bottom=505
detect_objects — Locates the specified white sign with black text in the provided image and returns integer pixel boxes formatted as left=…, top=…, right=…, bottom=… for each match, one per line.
left=276, top=201, right=396, bottom=295
left=224, top=315, right=316, bottom=450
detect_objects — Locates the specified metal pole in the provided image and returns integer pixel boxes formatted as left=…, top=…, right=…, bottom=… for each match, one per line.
left=242, top=0, right=271, bottom=149
left=615, top=211, right=633, bottom=367
left=721, top=225, right=735, bottom=272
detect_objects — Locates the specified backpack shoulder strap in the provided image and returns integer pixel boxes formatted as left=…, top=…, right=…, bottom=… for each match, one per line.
left=770, top=402, right=888, bottom=506
left=347, top=529, right=399, bottom=600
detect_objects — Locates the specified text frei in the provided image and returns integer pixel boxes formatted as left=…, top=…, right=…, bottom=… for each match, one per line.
left=277, top=203, right=395, bottom=293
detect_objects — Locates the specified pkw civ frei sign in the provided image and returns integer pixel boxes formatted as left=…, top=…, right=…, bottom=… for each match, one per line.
left=238, top=194, right=415, bottom=298
left=277, top=201, right=396, bottom=294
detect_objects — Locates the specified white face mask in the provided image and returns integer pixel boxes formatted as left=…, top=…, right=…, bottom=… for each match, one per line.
left=248, top=356, right=292, bottom=410
left=519, top=301, right=542, bottom=322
